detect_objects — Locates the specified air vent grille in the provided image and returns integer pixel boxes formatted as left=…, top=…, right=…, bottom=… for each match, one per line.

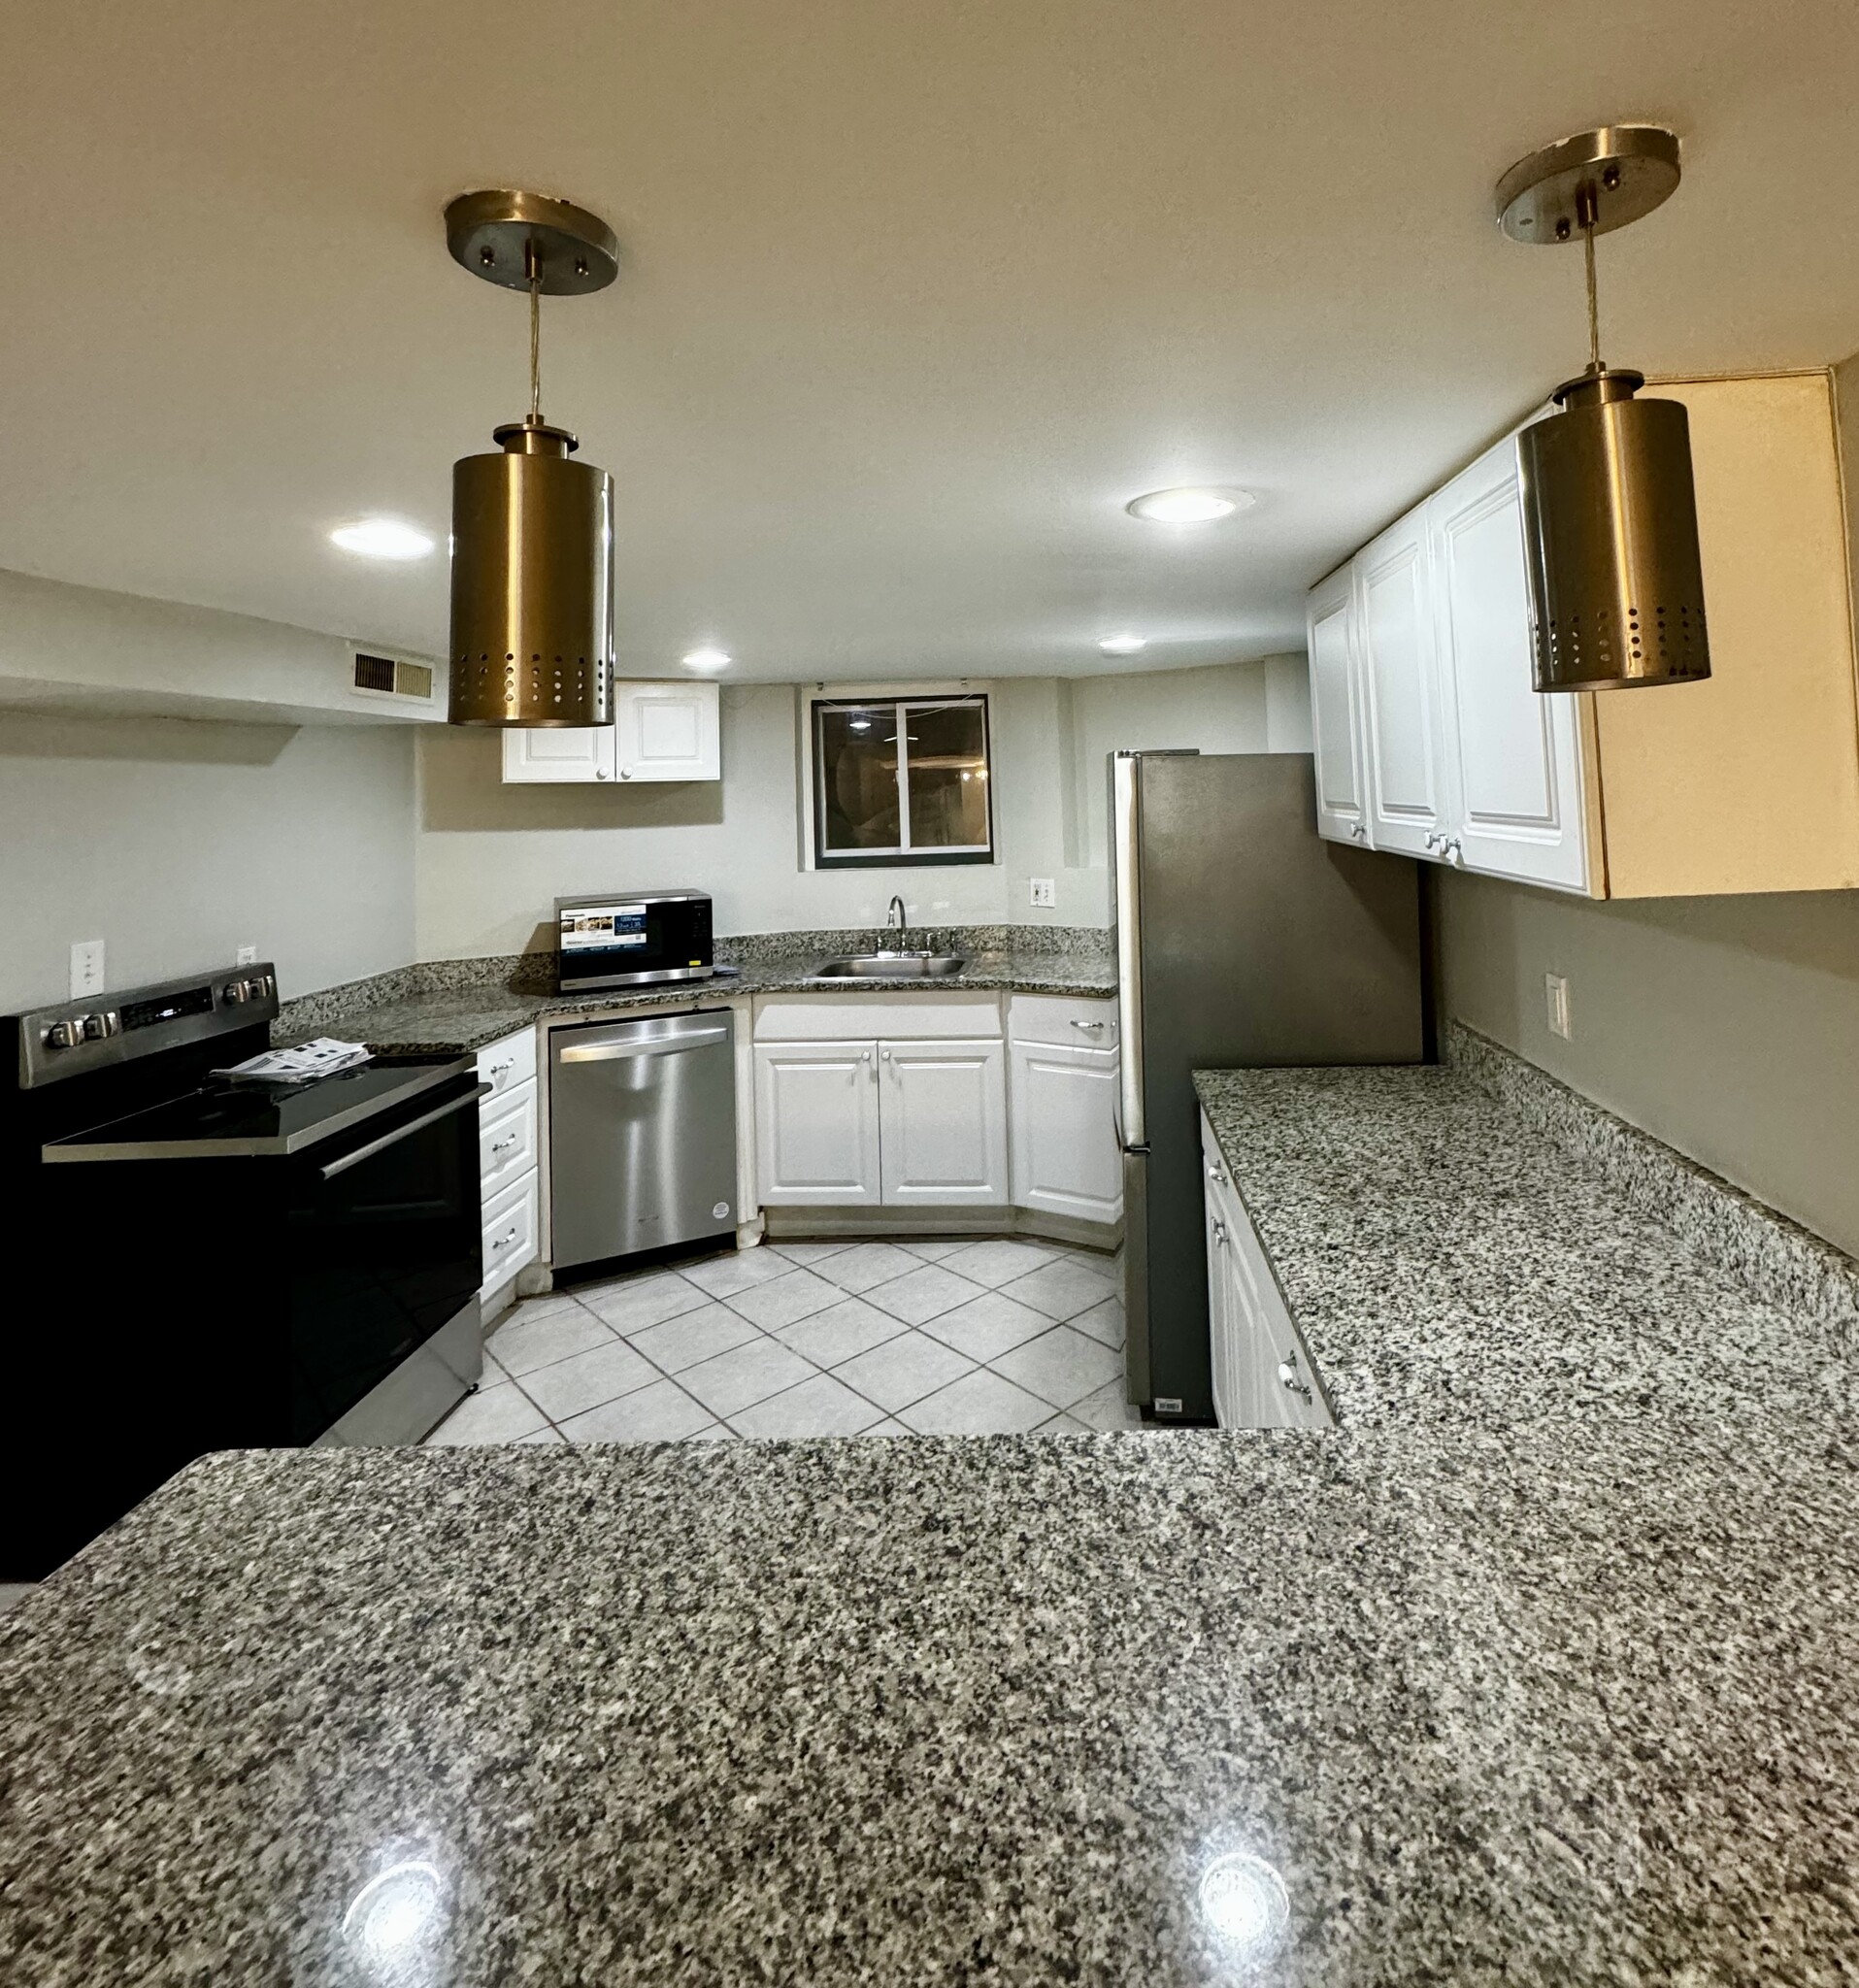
left=352, top=653, right=437, bottom=702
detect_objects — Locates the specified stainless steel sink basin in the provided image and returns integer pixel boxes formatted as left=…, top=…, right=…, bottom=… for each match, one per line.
left=809, top=952, right=968, bottom=979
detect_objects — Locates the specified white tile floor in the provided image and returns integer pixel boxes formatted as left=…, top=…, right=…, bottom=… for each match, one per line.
left=426, top=1236, right=1147, bottom=1444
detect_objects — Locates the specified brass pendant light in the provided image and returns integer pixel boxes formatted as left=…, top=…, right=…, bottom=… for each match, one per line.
left=1496, top=126, right=1710, bottom=692
left=445, top=190, right=619, bottom=727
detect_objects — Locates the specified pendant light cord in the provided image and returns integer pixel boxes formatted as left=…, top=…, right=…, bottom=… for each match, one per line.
left=525, top=239, right=544, bottom=425
left=1577, top=182, right=1602, bottom=373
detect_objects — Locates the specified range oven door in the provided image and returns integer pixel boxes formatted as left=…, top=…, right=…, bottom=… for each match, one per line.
left=290, top=1077, right=489, bottom=1443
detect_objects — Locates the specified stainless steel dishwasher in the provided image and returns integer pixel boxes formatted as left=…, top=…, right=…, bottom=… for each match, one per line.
left=548, top=1011, right=737, bottom=1272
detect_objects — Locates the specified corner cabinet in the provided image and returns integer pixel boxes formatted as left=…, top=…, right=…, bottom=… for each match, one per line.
left=501, top=680, right=721, bottom=785
left=1309, top=369, right=1859, bottom=899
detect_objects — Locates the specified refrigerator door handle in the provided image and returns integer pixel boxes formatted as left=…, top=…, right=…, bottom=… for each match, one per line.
left=1112, top=750, right=1145, bottom=1150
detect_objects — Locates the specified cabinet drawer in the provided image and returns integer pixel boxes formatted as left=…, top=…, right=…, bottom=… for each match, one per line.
left=1007, top=992, right=1118, bottom=1049
left=481, top=1167, right=540, bottom=1294
left=753, top=993, right=1002, bottom=1042
left=477, top=1026, right=538, bottom=1101
left=479, top=1081, right=538, bottom=1193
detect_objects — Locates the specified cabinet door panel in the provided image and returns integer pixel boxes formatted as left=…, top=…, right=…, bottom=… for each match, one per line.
left=502, top=727, right=614, bottom=784
left=615, top=681, right=720, bottom=782
left=1009, top=1040, right=1121, bottom=1222
left=754, top=1042, right=881, bottom=1205
left=1430, top=442, right=1592, bottom=894
left=1357, top=515, right=1446, bottom=854
left=880, top=1039, right=1008, bottom=1207
left=1307, top=570, right=1366, bottom=843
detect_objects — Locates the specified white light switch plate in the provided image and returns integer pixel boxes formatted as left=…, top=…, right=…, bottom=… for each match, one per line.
left=70, top=939, right=106, bottom=999
left=1029, top=878, right=1056, bottom=909
left=1545, top=973, right=1573, bottom=1041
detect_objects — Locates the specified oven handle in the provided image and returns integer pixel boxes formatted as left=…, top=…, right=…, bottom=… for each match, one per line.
left=318, top=1082, right=491, bottom=1180
left=558, top=1027, right=730, bottom=1065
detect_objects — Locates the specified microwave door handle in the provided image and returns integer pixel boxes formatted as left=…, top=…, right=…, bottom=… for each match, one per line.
left=558, top=1028, right=730, bottom=1065
left=318, top=1083, right=491, bottom=1180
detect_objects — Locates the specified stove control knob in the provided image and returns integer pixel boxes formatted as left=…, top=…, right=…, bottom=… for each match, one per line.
left=81, top=1011, right=120, bottom=1041
left=224, top=978, right=252, bottom=1003
left=44, top=1019, right=83, bottom=1049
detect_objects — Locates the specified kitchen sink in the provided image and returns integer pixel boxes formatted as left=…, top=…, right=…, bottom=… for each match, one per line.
left=809, top=952, right=968, bottom=979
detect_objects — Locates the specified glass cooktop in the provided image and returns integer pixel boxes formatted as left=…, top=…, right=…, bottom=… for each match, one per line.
left=43, top=1060, right=471, bottom=1162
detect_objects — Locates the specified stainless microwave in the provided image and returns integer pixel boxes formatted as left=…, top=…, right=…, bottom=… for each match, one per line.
left=555, top=891, right=715, bottom=993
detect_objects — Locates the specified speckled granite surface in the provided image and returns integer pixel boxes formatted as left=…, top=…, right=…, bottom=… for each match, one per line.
left=276, top=932, right=1115, bottom=1057
left=1443, top=1017, right=1859, bottom=1352
left=3, top=1063, right=1853, bottom=1981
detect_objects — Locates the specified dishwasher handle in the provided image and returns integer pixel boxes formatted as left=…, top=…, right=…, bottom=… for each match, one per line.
left=558, top=1025, right=731, bottom=1065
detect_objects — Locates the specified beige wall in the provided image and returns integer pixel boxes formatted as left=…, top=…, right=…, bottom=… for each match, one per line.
left=0, top=712, right=416, bottom=1011
left=415, top=657, right=1311, bottom=956
left=1433, top=868, right=1859, bottom=1259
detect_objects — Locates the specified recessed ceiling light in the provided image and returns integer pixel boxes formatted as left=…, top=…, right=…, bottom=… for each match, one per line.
left=1098, top=633, right=1147, bottom=656
left=681, top=646, right=731, bottom=673
left=1125, top=487, right=1256, bottom=524
left=329, top=517, right=435, bottom=560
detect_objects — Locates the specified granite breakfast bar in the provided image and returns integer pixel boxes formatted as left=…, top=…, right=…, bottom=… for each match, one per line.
left=1, top=1041, right=1854, bottom=1982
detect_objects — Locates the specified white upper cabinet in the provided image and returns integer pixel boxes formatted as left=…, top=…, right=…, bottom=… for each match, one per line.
left=502, top=724, right=614, bottom=783
left=501, top=681, right=721, bottom=784
left=1355, top=513, right=1448, bottom=857
left=614, top=681, right=720, bottom=782
left=1428, top=440, right=1591, bottom=893
left=1306, top=568, right=1367, bottom=845
left=880, top=1039, right=1009, bottom=1208
left=1308, top=371, right=1859, bottom=901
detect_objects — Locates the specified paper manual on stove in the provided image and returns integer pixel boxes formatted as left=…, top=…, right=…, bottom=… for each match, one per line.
left=212, top=1038, right=372, bottom=1084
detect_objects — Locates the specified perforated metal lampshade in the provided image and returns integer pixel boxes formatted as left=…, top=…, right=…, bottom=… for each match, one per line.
left=448, top=421, right=614, bottom=727
left=1516, top=369, right=1710, bottom=691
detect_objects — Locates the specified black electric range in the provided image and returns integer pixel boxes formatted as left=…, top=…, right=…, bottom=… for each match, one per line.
left=3, top=966, right=489, bottom=1579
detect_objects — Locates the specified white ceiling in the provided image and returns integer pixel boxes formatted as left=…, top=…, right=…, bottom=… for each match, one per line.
left=3, top=0, right=1857, bottom=682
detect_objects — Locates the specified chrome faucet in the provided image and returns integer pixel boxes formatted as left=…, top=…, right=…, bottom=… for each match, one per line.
left=886, top=895, right=908, bottom=943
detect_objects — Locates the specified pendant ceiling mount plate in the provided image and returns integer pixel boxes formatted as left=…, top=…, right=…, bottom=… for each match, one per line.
left=444, top=189, right=619, bottom=295
left=1494, top=124, right=1680, bottom=245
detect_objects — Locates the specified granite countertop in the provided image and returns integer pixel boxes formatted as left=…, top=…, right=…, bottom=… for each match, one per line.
left=281, top=948, right=1118, bottom=1057
left=3, top=1066, right=1854, bottom=1981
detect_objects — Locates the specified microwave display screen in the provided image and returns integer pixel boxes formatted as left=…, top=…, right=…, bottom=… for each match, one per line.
left=563, top=907, right=649, bottom=952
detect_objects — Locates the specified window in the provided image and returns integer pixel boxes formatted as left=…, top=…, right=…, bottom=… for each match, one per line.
left=812, top=695, right=994, bottom=866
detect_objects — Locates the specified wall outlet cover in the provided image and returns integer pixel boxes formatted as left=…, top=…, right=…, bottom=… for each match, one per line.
left=70, top=939, right=106, bottom=1000
left=1029, top=877, right=1057, bottom=909
left=236, top=944, right=258, bottom=966
left=1545, top=972, right=1573, bottom=1041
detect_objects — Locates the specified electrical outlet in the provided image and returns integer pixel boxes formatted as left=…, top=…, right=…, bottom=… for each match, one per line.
left=236, top=944, right=258, bottom=967
left=1545, top=972, right=1573, bottom=1041
left=70, top=939, right=106, bottom=1000
left=1029, top=878, right=1056, bottom=910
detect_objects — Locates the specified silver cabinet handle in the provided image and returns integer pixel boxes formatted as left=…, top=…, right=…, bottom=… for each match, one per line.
left=1070, top=1018, right=1107, bottom=1033
left=1349, top=822, right=1368, bottom=841
left=1211, top=1219, right=1227, bottom=1245
left=1207, top=1162, right=1225, bottom=1183
left=1278, top=1360, right=1312, bottom=1401
left=489, top=1133, right=519, bottom=1156
left=490, top=1222, right=521, bottom=1254
left=320, top=1083, right=490, bottom=1180
left=486, top=1059, right=514, bottom=1078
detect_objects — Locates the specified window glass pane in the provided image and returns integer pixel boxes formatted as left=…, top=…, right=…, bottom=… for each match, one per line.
left=818, top=706, right=900, bottom=852
left=905, top=701, right=989, bottom=848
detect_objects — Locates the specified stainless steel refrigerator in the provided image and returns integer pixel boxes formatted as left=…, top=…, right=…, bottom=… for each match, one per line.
left=1112, top=751, right=1424, bottom=1421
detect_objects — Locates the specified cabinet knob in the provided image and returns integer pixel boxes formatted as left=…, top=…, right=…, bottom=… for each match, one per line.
left=619, top=766, right=634, bottom=779
left=595, top=768, right=611, bottom=779
left=1349, top=822, right=1367, bottom=841
left=1212, top=1219, right=1227, bottom=1245
left=1207, top=1163, right=1224, bottom=1183
left=1278, top=1360, right=1312, bottom=1401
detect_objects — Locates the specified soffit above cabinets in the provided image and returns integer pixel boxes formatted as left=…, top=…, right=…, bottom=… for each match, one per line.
left=3, top=2, right=1859, bottom=681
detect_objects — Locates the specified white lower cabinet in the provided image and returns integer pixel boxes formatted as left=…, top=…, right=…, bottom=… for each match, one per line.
left=1008, top=1039, right=1121, bottom=1222
left=1202, top=1114, right=1334, bottom=1430
left=880, top=1039, right=1009, bottom=1207
left=753, top=1041, right=883, bottom=1206
left=477, top=1026, right=541, bottom=1306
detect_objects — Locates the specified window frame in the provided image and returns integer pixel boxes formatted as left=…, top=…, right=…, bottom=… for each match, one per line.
left=809, top=692, right=996, bottom=868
